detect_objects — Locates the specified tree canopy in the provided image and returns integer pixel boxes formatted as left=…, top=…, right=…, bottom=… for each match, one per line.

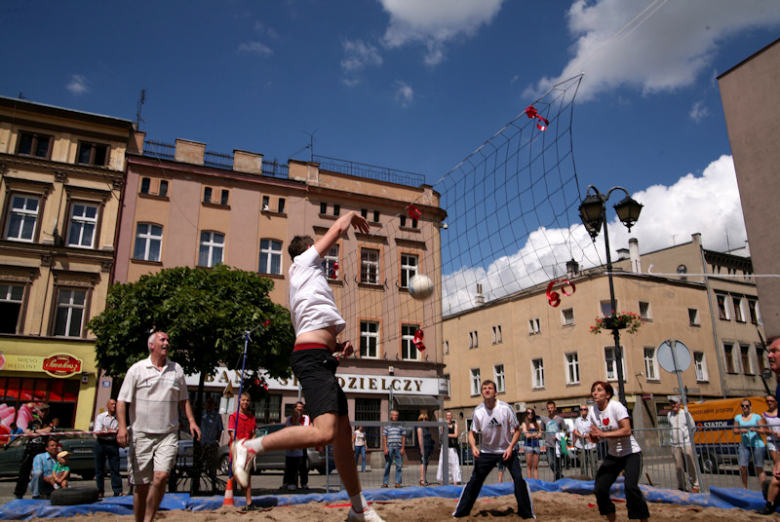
left=88, top=265, right=295, bottom=397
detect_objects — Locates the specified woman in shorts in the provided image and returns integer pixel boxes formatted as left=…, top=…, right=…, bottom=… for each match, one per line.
left=763, top=395, right=780, bottom=465
left=522, top=408, right=542, bottom=480
left=734, top=398, right=767, bottom=489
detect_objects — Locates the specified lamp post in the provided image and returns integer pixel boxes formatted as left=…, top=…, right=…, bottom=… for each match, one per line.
left=579, top=185, right=643, bottom=407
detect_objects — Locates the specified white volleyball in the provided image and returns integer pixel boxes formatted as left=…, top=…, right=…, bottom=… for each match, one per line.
left=408, top=274, right=434, bottom=300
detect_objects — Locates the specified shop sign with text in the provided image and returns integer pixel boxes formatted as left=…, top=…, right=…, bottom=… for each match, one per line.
left=0, top=353, right=82, bottom=378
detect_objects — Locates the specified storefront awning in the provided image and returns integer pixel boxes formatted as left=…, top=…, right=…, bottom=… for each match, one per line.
left=393, top=394, right=440, bottom=408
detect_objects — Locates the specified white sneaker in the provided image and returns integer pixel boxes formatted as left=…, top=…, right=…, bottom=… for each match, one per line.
left=231, top=438, right=258, bottom=489
left=347, top=507, right=386, bottom=522
left=288, top=485, right=297, bottom=491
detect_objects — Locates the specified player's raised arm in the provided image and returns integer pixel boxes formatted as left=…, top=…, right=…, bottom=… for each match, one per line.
left=313, top=211, right=369, bottom=257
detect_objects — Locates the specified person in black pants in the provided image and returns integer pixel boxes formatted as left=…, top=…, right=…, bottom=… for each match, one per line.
left=13, top=404, right=51, bottom=499
left=94, top=399, right=123, bottom=497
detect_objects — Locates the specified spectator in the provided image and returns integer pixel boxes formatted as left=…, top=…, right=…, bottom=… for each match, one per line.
left=53, top=451, right=71, bottom=489
left=294, top=402, right=312, bottom=490
left=353, top=426, right=367, bottom=472
left=117, top=331, right=201, bottom=522
left=436, top=411, right=461, bottom=485
left=282, top=403, right=307, bottom=490
left=667, top=396, right=699, bottom=493
left=521, top=409, right=542, bottom=480
left=573, top=403, right=598, bottom=478
left=733, top=398, right=767, bottom=489
left=228, top=392, right=257, bottom=509
left=763, top=394, right=780, bottom=466
left=540, top=401, right=567, bottom=481
left=198, top=398, right=223, bottom=480
left=13, top=403, right=51, bottom=499
left=29, top=436, right=59, bottom=499
left=416, top=414, right=435, bottom=486
left=757, top=337, right=780, bottom=515
left=94, top=398, right=123, bottom=498
left=9, top=423, right=22, bottom=443
left=382, top=410, right=406, bottom=488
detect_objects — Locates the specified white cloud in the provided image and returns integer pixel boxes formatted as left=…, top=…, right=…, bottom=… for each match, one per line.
left=379, top=0, right=504, bottom=65
left=238, top=41, right=273, bottom=57
left=689, top=100, right=710, bottom=122
left=66, top=75, right=89, bottom=96
left=394, top=80, right=414, bottom=106
left=442, top=154, right=747, bottom=314
left=341, top=39, right=383, bottom=73
left=526, top=0, right=780, bottom=101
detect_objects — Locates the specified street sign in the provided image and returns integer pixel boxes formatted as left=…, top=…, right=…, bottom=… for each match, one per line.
left=642, top=393, right=653, bottom=400
left=657, top=340, right=692, bottom=373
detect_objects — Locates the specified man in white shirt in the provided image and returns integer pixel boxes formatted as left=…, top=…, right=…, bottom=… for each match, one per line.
left=94, top=399, right=123, bottom=497
left=572, top=403, right=597, bottom=478
left=453, top=380, right=535, bottom=519
left=667, top=396, right=700, bottom=493
left=117, top=332, right=201, bottom=522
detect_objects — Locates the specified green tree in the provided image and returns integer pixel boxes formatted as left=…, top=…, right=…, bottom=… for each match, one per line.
left=87, top=265, right=294, bottom=401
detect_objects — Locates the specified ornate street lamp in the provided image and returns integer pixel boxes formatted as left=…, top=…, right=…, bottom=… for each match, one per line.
left=579, top=186, right=643, bottom=407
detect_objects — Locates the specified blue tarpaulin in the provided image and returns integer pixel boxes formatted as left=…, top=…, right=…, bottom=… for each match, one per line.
left=0, top=480, right=772, bottom=520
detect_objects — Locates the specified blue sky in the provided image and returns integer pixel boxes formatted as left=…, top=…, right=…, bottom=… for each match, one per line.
left=2, top=1, right=780, bottom=307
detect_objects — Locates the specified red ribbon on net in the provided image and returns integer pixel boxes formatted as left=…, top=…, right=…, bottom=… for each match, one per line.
left=255, top=378, right=269, bottom=391
left=525, top=105, right=549, bottom=131
left=329, top=261, right=339, bottom=279
left=406, top=204, right=422, bottom=220
left=546, top=279, right=576, bottom=307
left=413, top=329, right=426, bottom=351
left=263, top=319, right=271, bottom=327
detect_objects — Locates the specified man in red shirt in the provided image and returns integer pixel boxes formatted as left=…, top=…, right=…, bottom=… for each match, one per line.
left=228, top=392, right=257, bottom=510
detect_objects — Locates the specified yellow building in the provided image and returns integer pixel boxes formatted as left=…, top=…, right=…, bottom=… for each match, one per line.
left=0, top=96, right=134, bottom=431
left=442, top=234, right=767, bottom=430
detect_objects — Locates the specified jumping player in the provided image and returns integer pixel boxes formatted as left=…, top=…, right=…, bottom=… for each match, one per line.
left=232, top=210, right=384, bottom=522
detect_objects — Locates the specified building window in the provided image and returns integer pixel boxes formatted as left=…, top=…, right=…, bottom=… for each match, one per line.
left=600, top=300, right=615, bottom=317
left=53, top=289, right=87, bottom=337
left=400, top=215, right=406, bottom=227
left=562, top=308, right=574, bottom=326
left=373, top=210, right=380, bottom=223
left=333, top=204, right=340, bottom=216
left=494, top=364, right=506, bottom=393
left=492, top=325, right=502, bottom=344
left=400, top=254, right=418, bottom=288
left=17, top=131, right=52, bottom=158
left=401, top=324, right=420, bottom=361
left=644, top=347, right=659, bottom=381
left=604, top=347, right=625, bottom=382
left=159, top=180, right=168, bottom=197
left=355, top=398, right=381, bottom=449
left=5, top=195, right=40, bottom=242
left=694, top=352, right=709, bottom=382
left=67, top=203, right=99, bottom=248
left=565, top=352, right=580, bottom=385
left=259, top=239, right=283, bottom=275
left=469, top=331, right=479, bottom=349
left=470, top=368, right=481, bottom=396
left=717, top=294, right=730, bottom=320
left=733, top=297, right=746, bottom=323
left=528, top=318, right=541, bottom=335
left=759, top=348, right=768, bottom=375
left=278, top=198, right=285, bottom=213
left=724, top=342, right=736, bottom=373
left=360, top=248, right=379, bottom=284
left=322, top=244, right=339, bottom=279
left=133, top=223, right=163, bottom=262
left=220, top=190, right=229, bottom=206
left=360, top=321, right=379, bottom=358
left=0, top=284, right=24, bottom=334
left=639, top=301, right=651, bottom=320
left=254, top=394, right=282, bottom=424
left=203, top=187, right=212, bottom=204
left=532, top=359, right=544, bottom=389
left=740, top=344, right=753, bottom=375
left=322, top=203, right=329, bottom=215
left=360, top=208, right=368, bottom=219
left=76, top=142, right=108, bottom=166
left=198, top=231, right=224, bottom=267
left=688, top=308, right=700, bottom=326
left=444, top=340, right=449, bottom=355
left=263, top=196, right=270, bottom=211
left=140, top=178, right=151, bottom=194
left=749, top=299, right=760, bottom=325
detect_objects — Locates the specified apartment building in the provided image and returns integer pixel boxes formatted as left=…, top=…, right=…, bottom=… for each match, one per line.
left=0, top=96, right=134, bottom=431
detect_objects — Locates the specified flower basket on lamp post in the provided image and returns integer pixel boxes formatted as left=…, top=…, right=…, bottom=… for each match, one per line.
left=590, top=312, right=643, bottom=335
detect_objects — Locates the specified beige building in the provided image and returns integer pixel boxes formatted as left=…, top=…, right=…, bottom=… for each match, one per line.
left=442, top=234, right=767, bottom=430
left=106, top=135, right=447, bottom=455
left=719, top=38, right=780, bottom=339
left=0, top=96, right=134, bottom=431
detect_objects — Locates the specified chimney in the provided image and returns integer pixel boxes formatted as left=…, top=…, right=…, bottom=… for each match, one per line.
left=629, top=238, right=641, bottom=273
left=474, top=283, right=485, bottom=305
left=616, top=248, right=630, bottom=261
left=566, top=259, right=579, bottom=278
left=174, top=139, right=205, bottom=166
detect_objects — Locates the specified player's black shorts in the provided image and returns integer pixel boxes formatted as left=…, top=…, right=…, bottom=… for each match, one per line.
left=290, top=345, right=348, bottom=420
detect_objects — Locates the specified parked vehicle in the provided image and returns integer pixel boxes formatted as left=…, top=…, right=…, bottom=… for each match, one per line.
left=687, top=396, right=770, bottom=473
left=217, top=423, right=334, bottom=475
left=0, top=429, right=98, bottom=480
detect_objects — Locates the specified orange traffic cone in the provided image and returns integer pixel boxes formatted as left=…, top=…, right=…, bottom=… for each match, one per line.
left=223, top=478, right=235, bottom=506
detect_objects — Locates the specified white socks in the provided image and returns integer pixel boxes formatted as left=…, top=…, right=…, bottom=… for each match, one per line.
left=350, top=492, right=370, bottom=513
left=244, top=435, right=265, bottom=454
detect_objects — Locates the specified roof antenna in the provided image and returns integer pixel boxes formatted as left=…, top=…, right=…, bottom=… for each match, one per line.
left=135, top=89, right=146, bottom=128
left=303, top=129, right=317, bottom=162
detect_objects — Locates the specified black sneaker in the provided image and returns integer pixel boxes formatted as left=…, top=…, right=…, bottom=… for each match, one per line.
left=756, top=504, right=776, bottom=515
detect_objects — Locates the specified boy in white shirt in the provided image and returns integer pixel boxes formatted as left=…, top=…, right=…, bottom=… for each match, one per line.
left=232, top=211, right=384, bottom=522
left=453, top=381, right=535, bottom=519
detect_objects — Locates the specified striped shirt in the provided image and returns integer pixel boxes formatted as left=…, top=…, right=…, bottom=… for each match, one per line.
left=383, top=424, right=406, bottom=448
